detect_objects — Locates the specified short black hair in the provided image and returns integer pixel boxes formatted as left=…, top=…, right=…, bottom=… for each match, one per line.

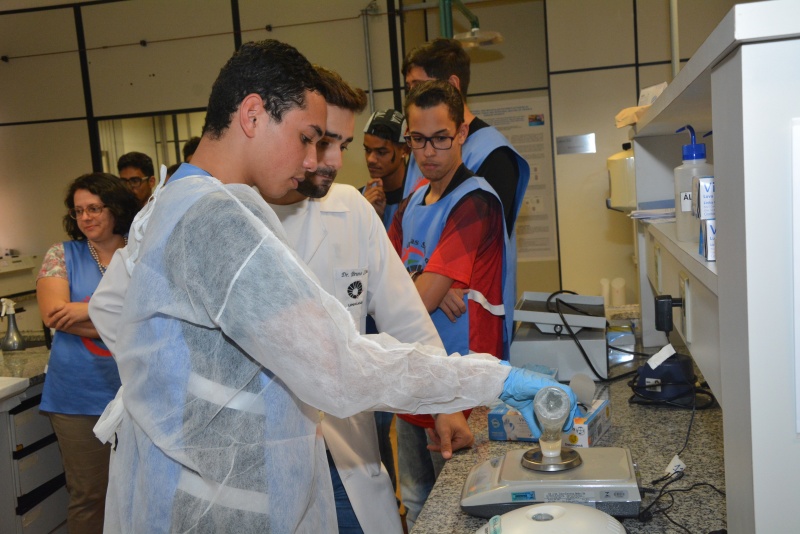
left=202, top=40, right=321, bottom=139
left=117, top=152, right=154, bottom=177
left=404, top=80, right=465, bottom=128
left=63, top=173, right=139, bottom=241
left=402, top=38, right=471, bottom=97
left=182, top=137, right=200, bottom=161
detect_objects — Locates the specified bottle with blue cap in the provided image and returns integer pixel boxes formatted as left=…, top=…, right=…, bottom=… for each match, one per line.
left=674, top=125, right=713, bottom=243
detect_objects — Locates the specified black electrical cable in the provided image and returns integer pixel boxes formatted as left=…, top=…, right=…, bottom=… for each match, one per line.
left=552, top=297, right=606, bottom=381
left=637, top=475, right=727, bottom=532
left=544, top=290, right=578, bottom=313
left=537, top=291, right=643, bottom=382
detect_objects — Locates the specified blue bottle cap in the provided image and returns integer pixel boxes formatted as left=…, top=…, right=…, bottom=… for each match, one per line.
left=676, top=125, right=706, bottom=161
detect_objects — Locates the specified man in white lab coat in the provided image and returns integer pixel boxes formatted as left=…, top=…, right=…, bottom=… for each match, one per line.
left=264, top=66, right=474, bottom=534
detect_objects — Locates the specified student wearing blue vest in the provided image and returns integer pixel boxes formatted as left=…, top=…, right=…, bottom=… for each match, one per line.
left=388, top=80, right=509, bottom=528
left=36, top=173, right=138, bottom=533
left=403, top=39, right=530, bottom=359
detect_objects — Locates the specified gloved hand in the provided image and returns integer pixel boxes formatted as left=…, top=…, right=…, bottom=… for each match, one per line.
left=499, top=367, right=580, bottom=439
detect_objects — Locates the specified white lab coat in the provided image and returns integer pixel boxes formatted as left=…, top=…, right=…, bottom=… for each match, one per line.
left=269, top=184, right=443, bottom=534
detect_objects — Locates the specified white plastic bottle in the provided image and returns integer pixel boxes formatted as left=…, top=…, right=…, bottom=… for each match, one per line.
left=674, top=125, right=713, bottom=243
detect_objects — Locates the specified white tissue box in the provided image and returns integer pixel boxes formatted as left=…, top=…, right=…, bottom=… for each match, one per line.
left=562, top=397, right=611, bottom=448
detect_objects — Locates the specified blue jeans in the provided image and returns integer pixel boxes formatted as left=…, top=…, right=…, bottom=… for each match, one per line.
left=327, top=450, right=364, bottom=534
left=396, top=418, right=445, bottom=529
left=368, top=316, right=398, bottom=492
left=374, top=411, right=397, bottom=491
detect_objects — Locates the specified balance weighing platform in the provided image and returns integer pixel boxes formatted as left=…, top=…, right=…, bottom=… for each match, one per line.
left=461, top=447, right=641, bottom=519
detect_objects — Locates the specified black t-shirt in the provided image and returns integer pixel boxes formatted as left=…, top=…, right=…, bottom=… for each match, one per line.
left=469, top=117, right=520, bottom=234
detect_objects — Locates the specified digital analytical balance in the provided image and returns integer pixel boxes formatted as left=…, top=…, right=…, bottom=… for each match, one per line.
left=461, top=387, right=641, bottom=520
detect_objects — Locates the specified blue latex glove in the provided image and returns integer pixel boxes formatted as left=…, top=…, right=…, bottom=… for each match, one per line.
left=499, top=366, right=580, bottom=439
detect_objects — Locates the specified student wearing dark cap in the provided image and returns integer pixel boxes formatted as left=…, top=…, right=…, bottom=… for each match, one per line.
left=361, top=109, right=410, bottom=230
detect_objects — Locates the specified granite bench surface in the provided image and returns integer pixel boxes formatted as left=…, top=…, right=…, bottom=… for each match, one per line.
left=412, top=369, right=726, bottom=534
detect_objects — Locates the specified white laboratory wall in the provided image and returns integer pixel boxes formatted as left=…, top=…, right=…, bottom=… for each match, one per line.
left=0, top=8, right=85, bottom=123
left=0, top=120, right=92, bottom=257
left=637, top=0, right=760, bottom=64
left=550, top=67, right=639, bottom=302
left=81, top=0, right=235, bottom=117
left=547, top=0, right=635, bottom=71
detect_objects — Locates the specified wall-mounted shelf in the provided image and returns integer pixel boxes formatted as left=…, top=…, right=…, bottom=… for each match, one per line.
left=630, top=2, right=800, bottom=532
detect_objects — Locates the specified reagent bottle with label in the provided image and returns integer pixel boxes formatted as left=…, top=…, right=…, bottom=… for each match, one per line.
left=674, top=125, right=713, bottom=243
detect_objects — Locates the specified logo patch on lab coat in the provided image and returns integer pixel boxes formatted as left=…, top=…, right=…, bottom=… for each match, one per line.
left=334, top=268, right=368, bottom=318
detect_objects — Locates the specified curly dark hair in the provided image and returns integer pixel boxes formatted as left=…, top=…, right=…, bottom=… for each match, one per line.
left=202, top=40, right=321, bottom=139
left=63, top=173, right=139, bottom=241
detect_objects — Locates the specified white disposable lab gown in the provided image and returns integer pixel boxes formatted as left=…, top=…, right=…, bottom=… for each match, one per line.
left=93, top=174, right=511, bottom=533
left=270, top=183, right=443, bottom=533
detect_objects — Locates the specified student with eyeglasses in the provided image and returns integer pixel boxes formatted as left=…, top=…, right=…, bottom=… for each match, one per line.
left=388, top=80, right=510, bottom=529
left=117, top=151, right=156, bottom=209
left=35, top=173, right=138, bottom=533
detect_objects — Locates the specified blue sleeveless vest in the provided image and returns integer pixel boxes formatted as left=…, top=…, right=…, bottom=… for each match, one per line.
left=40, top=240, right=122, bottom=415
left=400, top=176, right=511, bottom=357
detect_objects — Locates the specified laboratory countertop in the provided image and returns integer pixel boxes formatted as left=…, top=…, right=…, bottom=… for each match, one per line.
left=411, top=369, right=727, bottom=533
left=0, top=345, right=50, bottom=383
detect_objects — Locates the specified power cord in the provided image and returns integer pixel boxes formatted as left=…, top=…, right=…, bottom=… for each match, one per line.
left=636, top=470, right=726, bottom=533
left=542, top=292, right=638, bottom=382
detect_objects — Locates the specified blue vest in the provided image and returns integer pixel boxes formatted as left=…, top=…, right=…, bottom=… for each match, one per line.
left=381, top=202, right=400, bottom=231
left=400, top=176, right=511, bottom=357
left=405, top=126, right=530, bottom=335
left=40, top=240, right=121, bottom=415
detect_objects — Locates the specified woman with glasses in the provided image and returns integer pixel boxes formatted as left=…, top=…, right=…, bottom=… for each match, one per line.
left=36, top=173, right=138, bottom=533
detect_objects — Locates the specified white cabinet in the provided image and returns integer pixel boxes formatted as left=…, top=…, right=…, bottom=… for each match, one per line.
left=631, top=2, right=800, bottom=532
left=0, top=382, right=66, bottom=534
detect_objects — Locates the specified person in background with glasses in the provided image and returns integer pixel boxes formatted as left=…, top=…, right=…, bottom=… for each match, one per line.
left=117, top=151, right=156, bottom=209
left=387, top=80, right=509, bottom=529
left=35, top=173, right=138, bottom=533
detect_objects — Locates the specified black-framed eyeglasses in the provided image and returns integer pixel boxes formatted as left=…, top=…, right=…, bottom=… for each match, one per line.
left=120, top=176, right=147, bottom=188
left=404, top=134, right=455, bottom=150
left=69, top=204, right=106, bottom=219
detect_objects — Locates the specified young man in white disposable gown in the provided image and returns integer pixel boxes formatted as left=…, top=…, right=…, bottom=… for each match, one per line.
left=88, top=40, right=578, bottom=533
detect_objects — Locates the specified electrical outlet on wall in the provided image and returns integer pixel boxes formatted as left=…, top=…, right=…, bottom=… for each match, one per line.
left=679, top=271, right=691, bottom=344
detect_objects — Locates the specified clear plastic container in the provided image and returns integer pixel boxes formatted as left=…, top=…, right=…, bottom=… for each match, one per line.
left=674, top=126, right=713, bottom=243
